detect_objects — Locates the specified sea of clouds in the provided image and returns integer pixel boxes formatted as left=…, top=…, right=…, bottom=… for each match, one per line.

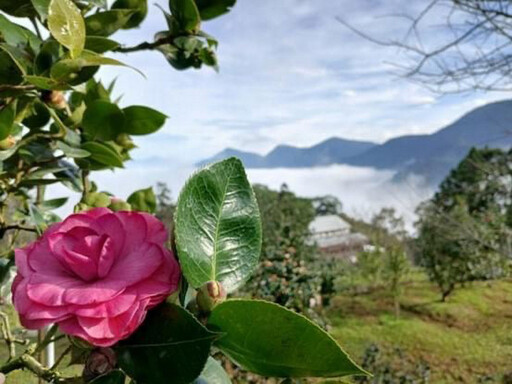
left=49, top=163, right=434, bottom=231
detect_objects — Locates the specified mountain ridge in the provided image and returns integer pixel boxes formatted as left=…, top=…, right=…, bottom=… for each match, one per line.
left=198, top=100, right=512, bottom=185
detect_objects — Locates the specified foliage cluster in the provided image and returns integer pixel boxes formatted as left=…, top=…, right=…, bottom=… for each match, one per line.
left=336, top=209, right=411, bottom=318
left=0, top=1, right=366, bottom=383
left=416, top=148, right=512, bottom=300
left=240, top=185, right=327, bottom=320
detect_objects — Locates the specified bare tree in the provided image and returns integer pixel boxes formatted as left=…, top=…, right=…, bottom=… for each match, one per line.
left=339, top=1, right=512, bottom=93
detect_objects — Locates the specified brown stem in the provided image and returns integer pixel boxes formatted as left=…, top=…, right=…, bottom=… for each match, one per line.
left=0, top=312, right=16, bottom=360
left=0, top=85, right=37, bottom=93
left=114, top=36, right=172, bottom=53
left=3, top=225, right=37, bottom=233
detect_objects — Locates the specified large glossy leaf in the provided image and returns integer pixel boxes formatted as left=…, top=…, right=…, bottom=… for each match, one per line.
left=208, top=300, right=367, bottom=379
left=196, top=357, right=231, bottom=384
left=82, top=100, right=125, bottom=141
left=170, top=0, right=201, bottom=32
left=175, top=157, right=262, bottom=292
left=117, top=303, right=218, bottom=384
left=48, top=0, right=86, bottom=58
left=85, top=10, right=135, bottom=36
left=194, top=0, right=236, bottom=21
left=127, top=187, right=156, bottom=213
left=122, top=106, right=167, bottom=135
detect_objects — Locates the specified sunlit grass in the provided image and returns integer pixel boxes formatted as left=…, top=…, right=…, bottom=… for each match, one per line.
left=328, top=277, right=512, bottom=383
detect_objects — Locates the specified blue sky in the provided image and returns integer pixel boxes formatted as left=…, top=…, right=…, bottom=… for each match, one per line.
left=98, top=0, right=510, bottom=167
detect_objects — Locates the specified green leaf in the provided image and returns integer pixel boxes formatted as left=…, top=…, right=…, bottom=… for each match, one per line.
left=127, top=187, right=156, bottom=213
left=0, top=0, right=37, bottom=18
left=169, top=0, right=201, bottom=32
left=208, top=300, right=367, bottom=378
left=28, top=203, right=47, bottom=234
left=82, top=100, right=125, bottom=141
left=26, top=167, right=66, bottom=179
left=0, top=50, right=23, bottom=86
left=117, top=303, right=218, bottom=384
left=23, top=101, right=51, bottom=129
left=85, top=10, right=135, bottom=37
left=48, top=0, right=86, bottom=58
left=0, top=144, right=20, bottom=161
left=24, top=76, right=69, bottom=91
left=175, top=157, right=262, bottom=292
left=0, top=103, right=15, bottom=141
left=196, top=357, right=231, bottom=384
left=0, top=15, right=41, bottom=47
left=50, top=51, right=141, bottom=82
left=0, top=44, right=30, bottom=76
left=122, top=106, right=167, bottom=135
left=31, top=0, right=51, bottom=20
left=89, top=370, right=126, bottom=384
left=40, top=197, right=69, bottom=210
left=81, top=141, right=124, bottom=168
left=85, top=36, right=120, bottom=54
left=194, top=0, right=236, bottom=21
left=56, top=141, right=91, bottom=158
left=0, top=258, right=14, bottom=286
left=112, top=0, right=148, bottom=29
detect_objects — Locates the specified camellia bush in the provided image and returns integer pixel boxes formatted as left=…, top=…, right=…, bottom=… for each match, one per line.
left=0, top=0, right=367, bottom=383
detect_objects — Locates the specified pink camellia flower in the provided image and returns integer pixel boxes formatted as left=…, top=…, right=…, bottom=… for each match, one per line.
left=12, top=208, right=181, bottom=347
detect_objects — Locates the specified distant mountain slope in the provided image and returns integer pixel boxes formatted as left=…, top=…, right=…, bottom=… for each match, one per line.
left=197, top=148, right=265, bottom=168
left=198, top=100, right=512, bottom=185
left=345, top=100, right=512, bottom=184
left=198, top=137, right=377, bottom=168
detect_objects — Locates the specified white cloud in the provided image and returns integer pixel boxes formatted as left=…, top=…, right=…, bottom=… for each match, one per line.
left=45, top=0, right=510, bottom=221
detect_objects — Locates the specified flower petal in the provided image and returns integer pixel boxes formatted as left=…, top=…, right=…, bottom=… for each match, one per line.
left=27, top=275, right=81, bottom=306
left=107, top=243, right=164, bottom=285
left=141, top=212, right=168, bottom=244
left=73, top=289, right=136, bottom=318
left=63, top=279, right=126, bottom=305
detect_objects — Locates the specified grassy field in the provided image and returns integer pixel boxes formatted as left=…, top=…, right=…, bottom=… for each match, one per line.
left=328, top=275, right=512, bottom=383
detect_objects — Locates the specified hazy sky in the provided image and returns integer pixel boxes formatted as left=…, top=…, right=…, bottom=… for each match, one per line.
left=49, top=0, right=512, bottom=223
left=99, top=0, right=510, bottom=166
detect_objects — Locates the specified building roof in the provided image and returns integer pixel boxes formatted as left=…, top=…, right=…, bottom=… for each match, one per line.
left=314, top=232, right=369, bottom=249
left=309, top=215, right=351, bottom=234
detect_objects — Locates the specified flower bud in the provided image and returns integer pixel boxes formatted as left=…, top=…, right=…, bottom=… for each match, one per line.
left=83, top=348, right=117, bottom=382
left=0, top=136, right=16, bottom=150
left=42, top=91, right=67, bottom=110
left=74, top=202, right=90, bottom=213
left=115, top=133, right=136, bottom=150
left=196, top=281, right=226, bottom=313
left=84, top=192, right=112, bottom=208
left=108, top=197, right=132, bottom=212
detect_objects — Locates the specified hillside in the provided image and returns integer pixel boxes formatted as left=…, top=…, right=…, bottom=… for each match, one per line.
left=346, top=100, right=512, bottom=184
left=199, top=100, right=512, bottom=185
left=329, top=276, right=512, bottom=383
